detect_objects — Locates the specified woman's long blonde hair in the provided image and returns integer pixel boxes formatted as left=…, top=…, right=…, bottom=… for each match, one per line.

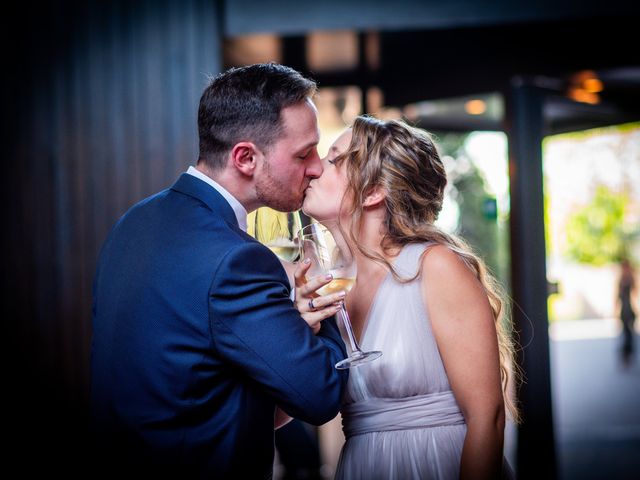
left=335, top=115, right=521, bottom=422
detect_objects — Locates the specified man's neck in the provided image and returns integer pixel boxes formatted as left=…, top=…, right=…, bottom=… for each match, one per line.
left=195, top=163, right=259, bottom=213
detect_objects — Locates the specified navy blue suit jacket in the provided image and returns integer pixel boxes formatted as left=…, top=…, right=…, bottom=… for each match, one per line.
left=90, top=173, right=348, bottom=478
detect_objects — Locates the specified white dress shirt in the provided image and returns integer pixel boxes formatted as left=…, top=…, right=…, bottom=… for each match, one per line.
left=185, top=166, right=248, bottom=232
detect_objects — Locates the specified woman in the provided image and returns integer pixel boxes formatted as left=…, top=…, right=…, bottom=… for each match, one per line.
left=301, top=116, right=519, bottom=479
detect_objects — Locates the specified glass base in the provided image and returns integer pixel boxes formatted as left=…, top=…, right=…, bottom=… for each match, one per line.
left=335, top=350, right=383, bottom=370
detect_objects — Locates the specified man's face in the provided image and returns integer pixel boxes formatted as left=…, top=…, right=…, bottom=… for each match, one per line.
left=255, top=99, right=322, bottom=211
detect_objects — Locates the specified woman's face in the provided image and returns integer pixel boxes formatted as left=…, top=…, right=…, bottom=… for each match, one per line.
left=302, top=129, right=352, bottom=223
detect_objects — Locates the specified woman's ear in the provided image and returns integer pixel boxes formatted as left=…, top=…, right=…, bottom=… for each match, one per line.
left=230, top=142, right=260, bottom=177
left=363, top=186, right=386, bottom=207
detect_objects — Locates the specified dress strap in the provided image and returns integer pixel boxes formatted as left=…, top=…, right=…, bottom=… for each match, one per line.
left=341, top=391, right=465, bottom=438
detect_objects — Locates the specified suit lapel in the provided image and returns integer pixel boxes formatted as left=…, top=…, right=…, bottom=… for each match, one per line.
left=170, top=173, right=239, bottom=228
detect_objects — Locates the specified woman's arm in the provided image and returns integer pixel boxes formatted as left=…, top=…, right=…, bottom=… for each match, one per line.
left=422, top=245, right=505, bottom=480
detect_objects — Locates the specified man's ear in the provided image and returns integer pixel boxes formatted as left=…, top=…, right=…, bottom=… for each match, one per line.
left=363, top=186, right=386, bottom=207
left=230, top=142, right=260, bottom=177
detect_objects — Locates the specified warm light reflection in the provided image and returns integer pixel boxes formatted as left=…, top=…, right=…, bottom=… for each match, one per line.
left=377, top=107, right=403, bottom=120
left=403, top=103, right=419, bottom=121
left=365, top=32, right=380, bottom=71
left=307, top=31, right=358, bottom=71
left=583, top=78, right=604, bottom=93
left=574, top=70, right=598, bottom=83
left=465, top=99, right=486, bottom=115
left=223, top=34, right=282, bottom=67
left=366, top=87, right=384, bottom=114
left=568, top=87, right=600, bottom=105
left=315, top=86, right=362, bottom=156
left=567, top=70, right=603, bottom=104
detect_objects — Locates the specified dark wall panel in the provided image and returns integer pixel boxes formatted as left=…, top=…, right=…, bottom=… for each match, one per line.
left=3, top=0, right=221, bottom=471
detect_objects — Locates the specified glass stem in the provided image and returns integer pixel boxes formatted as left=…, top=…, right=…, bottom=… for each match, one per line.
left=338, top=301, right=362, bottom=355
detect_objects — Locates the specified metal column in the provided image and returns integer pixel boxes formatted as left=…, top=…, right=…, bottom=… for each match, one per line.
left=506, top=78, right=558, bottom=479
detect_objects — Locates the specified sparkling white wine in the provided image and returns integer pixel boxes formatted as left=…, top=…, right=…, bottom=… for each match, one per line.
left=317, top=277, right=356, bottom=296
left=298, top=222, right=382, bottom=369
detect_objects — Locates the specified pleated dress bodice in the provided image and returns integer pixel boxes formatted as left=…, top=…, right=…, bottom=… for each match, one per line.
left=336, top=243, right=467, bottom=480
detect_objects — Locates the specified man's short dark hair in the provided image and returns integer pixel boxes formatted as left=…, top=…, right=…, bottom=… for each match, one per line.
left=197, top=63, right=317, bottom=170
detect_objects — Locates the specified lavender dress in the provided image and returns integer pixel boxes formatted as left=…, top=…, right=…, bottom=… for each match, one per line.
left=335, top=243, right=467, bottom=479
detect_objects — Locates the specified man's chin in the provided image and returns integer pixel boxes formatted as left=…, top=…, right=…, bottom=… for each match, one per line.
left=265, top=197, right=303, bottom=213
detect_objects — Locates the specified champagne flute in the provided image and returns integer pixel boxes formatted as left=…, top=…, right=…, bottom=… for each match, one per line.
left=249, top=207, right=302, bottom=262
left=298, top=223, right=382, bottom=369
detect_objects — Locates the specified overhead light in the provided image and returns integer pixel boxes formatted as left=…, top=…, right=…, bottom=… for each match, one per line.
left=307, top=31, right=358, bottom=72
left=224, top=34, right=282, bottom=67
left=567, top=70, right=603, bottom=104
left=583, top=78, right=604, bottom=93
left=366, top=87, right=384, bottom=114
left=567, top=87, right=600, bottom=105
left=403, top=103, right=419, bottom=121
left=465, top=99, right=486, bottom=115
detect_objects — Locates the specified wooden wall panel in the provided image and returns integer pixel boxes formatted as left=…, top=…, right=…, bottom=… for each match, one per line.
left=3, top=0, right=222, bottom=469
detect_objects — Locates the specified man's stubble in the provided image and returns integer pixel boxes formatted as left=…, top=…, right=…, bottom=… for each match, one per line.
left=255, top=159, right=304, bottom=213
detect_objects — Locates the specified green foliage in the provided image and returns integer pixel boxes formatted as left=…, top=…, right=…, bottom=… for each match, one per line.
left=433, top=131, right=470, bottom=158
left=455, top=168, right=501, bottom=271
left=564, top=185, right=629, bottom=265
left=433, top=131, right=510, bottom=288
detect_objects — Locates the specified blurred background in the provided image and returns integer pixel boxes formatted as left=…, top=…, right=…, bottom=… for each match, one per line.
left=3, top=1, right=639, bottom=478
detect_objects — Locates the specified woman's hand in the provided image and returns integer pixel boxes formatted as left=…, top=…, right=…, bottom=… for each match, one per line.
left=294, top=259, right=345, bottom=334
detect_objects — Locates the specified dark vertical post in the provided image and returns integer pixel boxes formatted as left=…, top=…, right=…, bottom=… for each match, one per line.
left=282, top=35, right=308, bottom=76
left=358, top=31, right=368, bottom=115
left=505, top=77, right=557, bottom=480
left=282, top=34, right=312, bottom=230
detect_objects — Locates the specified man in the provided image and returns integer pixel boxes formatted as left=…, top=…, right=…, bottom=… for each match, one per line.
left=90, top=63, right=348, bottom=478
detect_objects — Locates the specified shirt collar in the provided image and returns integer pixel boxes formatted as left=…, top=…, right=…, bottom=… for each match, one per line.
left=186, top=166, right=248, bottom=232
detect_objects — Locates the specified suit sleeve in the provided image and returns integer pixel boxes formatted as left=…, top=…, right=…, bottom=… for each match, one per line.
left=208, top=241, right=349, bottom=425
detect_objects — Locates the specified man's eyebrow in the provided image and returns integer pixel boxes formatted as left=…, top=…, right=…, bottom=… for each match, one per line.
left=297, top=141, right=319, bottom=152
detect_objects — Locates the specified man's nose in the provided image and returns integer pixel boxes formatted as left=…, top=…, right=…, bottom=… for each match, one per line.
left=306, top=151, right=323, bottom=178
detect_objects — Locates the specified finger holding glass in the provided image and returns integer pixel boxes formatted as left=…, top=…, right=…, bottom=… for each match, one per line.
left=298, top=223, right=382, bottom=369
left=294, top=259, right=346, bottom=334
